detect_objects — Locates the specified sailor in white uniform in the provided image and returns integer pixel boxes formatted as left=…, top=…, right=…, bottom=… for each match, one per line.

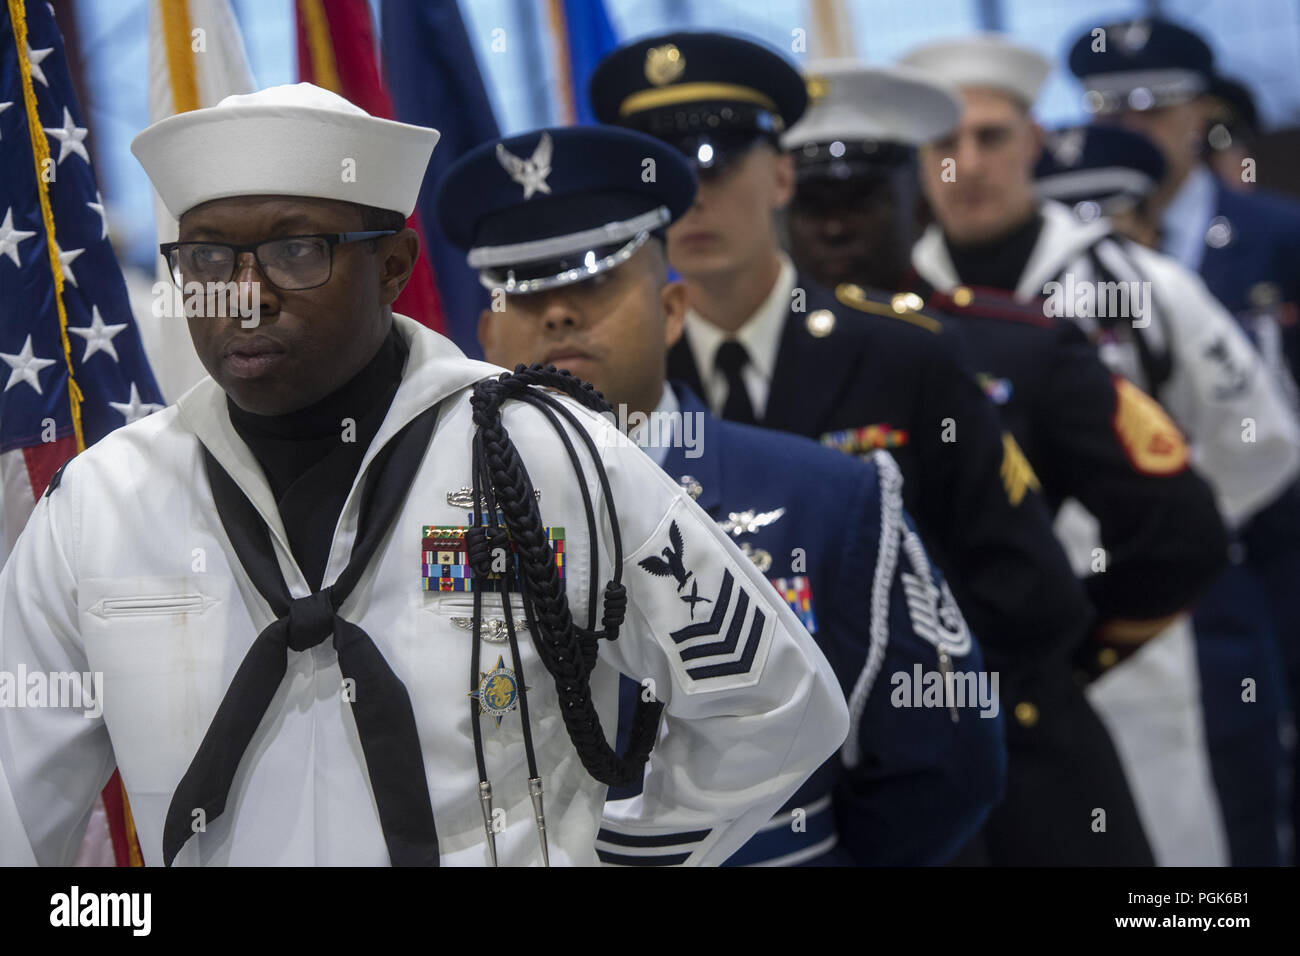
left=0, top=83, right=848, bottom=867
left=902, top=34, right=1300, bottom=866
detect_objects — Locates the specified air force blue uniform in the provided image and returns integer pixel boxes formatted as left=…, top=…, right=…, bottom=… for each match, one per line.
left=611, top=384, right=1006, bottom=865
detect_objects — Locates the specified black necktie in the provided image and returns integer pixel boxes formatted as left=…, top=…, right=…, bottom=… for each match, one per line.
left=163, top=402, right=443, bottom=867
left=715, top=339, right=757, bottom=425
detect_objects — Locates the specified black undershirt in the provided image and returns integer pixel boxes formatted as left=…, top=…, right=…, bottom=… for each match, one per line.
left=944, top=210, right=1045, bottom=292
left=228, top=324, right=408, bottom=590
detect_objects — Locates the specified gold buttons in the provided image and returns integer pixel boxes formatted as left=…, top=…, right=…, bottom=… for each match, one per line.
left=953, top=286, right=973, bottom=307
left=890, top=292, right=924, bottom=313
left=806, top=309, right=835, bottom=337
left=1098, top=648, right=1119, bottom=670
left=1014, top=701, right=1039, bottom=727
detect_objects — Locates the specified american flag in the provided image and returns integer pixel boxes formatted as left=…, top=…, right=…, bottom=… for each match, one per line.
left=1, top=0, right=163, bottom=552
left=2, top=0, right=162, bottom=864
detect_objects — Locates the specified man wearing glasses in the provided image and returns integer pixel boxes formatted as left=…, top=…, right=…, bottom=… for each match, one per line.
left=0, top=83, right=848, bottom=866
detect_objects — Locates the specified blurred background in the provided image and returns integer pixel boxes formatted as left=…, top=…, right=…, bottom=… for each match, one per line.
left=70, top=0, right=1300, bottom=274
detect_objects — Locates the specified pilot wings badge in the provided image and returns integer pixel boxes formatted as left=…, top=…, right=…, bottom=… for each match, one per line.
left=496, top=132, right=553, bottom=200
left=719, top=508, right=786, bottom=537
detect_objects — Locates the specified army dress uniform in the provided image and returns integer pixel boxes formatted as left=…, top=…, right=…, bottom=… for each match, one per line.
left=435, top=123, right=1006, bottom=866
left=0, top=87, right=850, bottom=866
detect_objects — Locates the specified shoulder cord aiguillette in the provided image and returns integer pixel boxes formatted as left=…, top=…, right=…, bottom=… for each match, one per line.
left=464, top=365, right=665, bottom=865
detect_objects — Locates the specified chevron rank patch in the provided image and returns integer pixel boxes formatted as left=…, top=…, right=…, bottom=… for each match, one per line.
left=635, top=515, right=775, bottom=690
left=819, top=423, right=909, bottom=455
left=422, top=515, right=565, bottom=592
left=1111, top=377, right=1189, bottom=476
left=770, top=575, right=816, bottom=633
left=999, top=432, right=1041, bottom=506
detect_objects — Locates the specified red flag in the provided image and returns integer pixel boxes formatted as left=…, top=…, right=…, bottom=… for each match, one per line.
left=295, top=0, right=446, bottom=333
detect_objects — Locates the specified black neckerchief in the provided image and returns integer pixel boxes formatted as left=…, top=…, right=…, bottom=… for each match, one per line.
left=166, top=399, right=444, bottom=867
left=228, top=325, right=407, bottom=589
left=944, top=210, right=1045, bottom=292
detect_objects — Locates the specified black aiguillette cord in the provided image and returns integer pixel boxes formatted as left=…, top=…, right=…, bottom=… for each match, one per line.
left=163, top=402, right=443, bottom=867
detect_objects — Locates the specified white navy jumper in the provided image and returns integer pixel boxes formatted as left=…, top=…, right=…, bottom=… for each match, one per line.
left=0, top=314, right=848, bottom=866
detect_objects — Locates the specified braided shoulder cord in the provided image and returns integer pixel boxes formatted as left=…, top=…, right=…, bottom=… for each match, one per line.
left=468, top=364, right=663, bottom=788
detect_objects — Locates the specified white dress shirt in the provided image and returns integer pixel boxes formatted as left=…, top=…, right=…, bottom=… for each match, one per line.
left=681, top=255, right=796, bottom=421
left=625, top=385, right=680, bottom=469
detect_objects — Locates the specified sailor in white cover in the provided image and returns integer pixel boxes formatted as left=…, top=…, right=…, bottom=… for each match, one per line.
left=0, top=83, right=849, bottom=866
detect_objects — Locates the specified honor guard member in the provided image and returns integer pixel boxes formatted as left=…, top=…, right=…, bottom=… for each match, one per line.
left=591, top=31, right=1152, bottom=866
left=1067, top=17, right=1300, bottom=402
left=1068, top=35, right=1300, bottom=858
left=784, top=59, right=1230, bottom=866
left=1034, top=123, right=1168, bottom=249
left=903, top=32, right=1300, bottom=865
left=0, top=84, right=850, bottom=866
left=438, top=123, right=1007, bottom=866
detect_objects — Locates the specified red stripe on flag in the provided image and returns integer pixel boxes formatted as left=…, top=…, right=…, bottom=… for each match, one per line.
left=20, top=435, right=76, bottom=499
left=99, top=770, right=134, bottom=866
left=296, top=0, right=447, bottom=332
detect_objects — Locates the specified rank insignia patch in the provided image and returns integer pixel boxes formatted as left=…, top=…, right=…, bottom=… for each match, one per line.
left=422, top=517, right=565, bottom=592
left=668, top=569, right=769, bottom=681
left=820, top=424, right=909, bottom=455
left=770, top=576, right=816, bottom=633
left=469, top=655, right=521, bottom=727
left=999, top=432, right=1041, bottom=506
left=1111, top=377, right=1188, bottom=476
left=635, top=514, right=776, bottom=688
left=637, top=520, right=692, bottom=591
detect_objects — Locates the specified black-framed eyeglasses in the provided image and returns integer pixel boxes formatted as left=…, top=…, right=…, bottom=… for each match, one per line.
left=158, top=231, right=397, bottom=291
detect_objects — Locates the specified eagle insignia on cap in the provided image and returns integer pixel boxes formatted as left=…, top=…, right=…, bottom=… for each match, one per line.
left=1117, top=20, right=1151, bottom=55
left=645, top=43, right=685, bottom=86
left=1048, top=127, right=1086, bottom=167
left=805, top=75, right=829, bottom=103
left=496, top=131, right=553, bottom=200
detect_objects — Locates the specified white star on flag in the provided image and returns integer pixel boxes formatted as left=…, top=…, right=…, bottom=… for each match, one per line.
left=0, top=102, right=12, bottom=141
left=43, top=108, right=89, bottom=165
left=27, top=44, right=52, bottom=88
left=0, top=208, right=37, bottom=268
left=1, top=335, right=57, bottom=395
left=69, top=306, right=127, bottom=363
left=58, top=246, right=84, bottom=287
left=109, top=382, right=164, bottom=425
left=87, top=191, right=107, bottom=239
